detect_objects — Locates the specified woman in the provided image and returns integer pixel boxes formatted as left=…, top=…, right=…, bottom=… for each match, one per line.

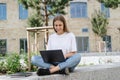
left=31, top=15, right=81, bottom=76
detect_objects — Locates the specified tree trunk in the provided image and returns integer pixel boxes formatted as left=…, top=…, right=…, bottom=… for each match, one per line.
left=44, top=0, right=49, bottom=49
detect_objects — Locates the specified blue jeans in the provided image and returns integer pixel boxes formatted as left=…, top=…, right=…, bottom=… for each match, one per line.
left=31, top=53, right=81, bottom=71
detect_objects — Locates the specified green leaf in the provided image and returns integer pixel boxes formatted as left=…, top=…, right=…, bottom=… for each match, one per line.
left=91, top=10, right=108, bottom=38
left=18, top=0, right=71, bottom=27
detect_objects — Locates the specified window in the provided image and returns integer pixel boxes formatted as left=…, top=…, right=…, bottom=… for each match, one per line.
left=76, top=37, right=89, bottom=53
left=101, top=3, right=110, bottom=18
left=70, top=2, right=87, bottom=18
left=20, top=39, right=27, bottom=53
left=0, top=3, right=7, bottom=20
left=19, top=4, right=28, bottom=19
left=82, top=28, right=88, bottom=32
left=0, top=39, right=7, bottom=55
left=103, top=35, right=112, bottom=52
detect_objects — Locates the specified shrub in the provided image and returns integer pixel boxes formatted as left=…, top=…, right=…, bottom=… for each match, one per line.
left=0, top=52, right=37, bottom=74
left=0, top=61, right=7, bottom=74
left=5, top=53, right=21, bottom=74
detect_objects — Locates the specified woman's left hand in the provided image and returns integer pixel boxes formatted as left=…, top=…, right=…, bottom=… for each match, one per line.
left=64, top=51, right=76, bottom=58
left=64, top=54, right=67, bottom=59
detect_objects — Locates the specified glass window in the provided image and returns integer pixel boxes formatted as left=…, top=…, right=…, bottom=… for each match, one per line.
left=76, top=37, right=89, bottom=53
left=0, top=39, right=7, bottom=55
left=0, top=3, right=7, bottom=20
left=70, top=2, right=87, bottom=18
left=19, top=4, right=28, bottom=19
left=101, top=3, right=110, bottom=18
left=20, top=39, right=27, bottom=53
left=82, top=28, right=88, bottom=32
left=103, top=35, right=112, bottom=52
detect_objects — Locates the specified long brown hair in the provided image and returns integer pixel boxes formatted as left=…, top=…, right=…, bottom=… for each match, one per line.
left=53, top=15, right=69, bottom=33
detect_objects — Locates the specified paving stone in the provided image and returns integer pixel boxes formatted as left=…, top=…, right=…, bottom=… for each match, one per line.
left=0, top=62, right=120, bottom=80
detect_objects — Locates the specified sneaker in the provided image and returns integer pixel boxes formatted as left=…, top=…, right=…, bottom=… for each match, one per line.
left=36, top=68, right=50, bottom=76
left=59, top=68, right=70, bottom=75
left=69, top=68, right=74, bottom=72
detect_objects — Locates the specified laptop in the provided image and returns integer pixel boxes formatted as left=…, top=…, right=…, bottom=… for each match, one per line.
left=40, top=49, right=65, bottom=65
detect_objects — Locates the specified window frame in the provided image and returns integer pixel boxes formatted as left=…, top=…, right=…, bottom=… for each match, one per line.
left=0, top=3, right=7, bottom=20
left=0, top=39, right=7, bottom=55
left=20, top=38, right=27, bottom=53
left=76, top=36, right=89, bottom=53
left=70, top=2, right=87, bottom=18
left=19, top=4, right=28, bottom=19
left=102, top=35, right=112, bottom=52
left=82, top=28, right=88, bottom=32
left=101, top=3, right=110, bottom=18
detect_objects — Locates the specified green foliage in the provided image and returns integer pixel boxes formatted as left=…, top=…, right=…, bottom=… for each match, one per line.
left=0, top=60, right=7, bottom=74
left=0, top=54, right=3, bottom=57
left=47, top=0, right=71, bottom=16
left=18, top=0, right=29, bottom=9
left=91, top=10, right=108, bottom=38
left=20, top=53, right=37, bottom=72
left=27, top=14, right=43, bottom=27
left=20, top=53, right=28, bottom=69
left=0, top=53, right=37, bottom=74
left=98, top=0, right=120, bottom=9
left=0, top=54, right=6, bottom=73
left=0, top=40, right=5, bottom=46
left=18, top=0, right=72, bottom=27
left=5, top=53, right=21, bottom=74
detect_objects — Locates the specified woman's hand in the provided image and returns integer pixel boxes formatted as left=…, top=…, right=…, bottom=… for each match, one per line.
left=64, top=51, right=76, bottom=58
left=64, top=54, right=67, bottom=59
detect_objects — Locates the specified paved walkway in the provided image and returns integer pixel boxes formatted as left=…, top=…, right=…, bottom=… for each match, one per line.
left=0, top=52, right=120, bottom=80
left=0, top=62, right=120, bottom=80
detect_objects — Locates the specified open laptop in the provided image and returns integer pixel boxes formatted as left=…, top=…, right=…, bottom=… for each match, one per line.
left=40, top=49, right=65, bottom=65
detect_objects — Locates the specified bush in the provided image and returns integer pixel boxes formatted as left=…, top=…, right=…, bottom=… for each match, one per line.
left=0, top=52, right=37, bottom=74
left=5, top=53, right=21, bottom=74
left=0, top=61, right=7, bottom=74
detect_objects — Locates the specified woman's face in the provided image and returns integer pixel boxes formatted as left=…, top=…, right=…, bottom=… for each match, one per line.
left=54, top=20, right=64, bottom=35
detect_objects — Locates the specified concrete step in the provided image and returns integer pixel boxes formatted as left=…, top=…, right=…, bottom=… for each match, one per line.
left=0, top=62, right=120, bottom=80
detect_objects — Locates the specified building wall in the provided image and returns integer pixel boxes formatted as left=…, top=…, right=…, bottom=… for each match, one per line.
left=65, top=0, right=120, bottom=52
left=0, top=0, right=27, bottom=53
left=0, top=0, right=120, bottom=53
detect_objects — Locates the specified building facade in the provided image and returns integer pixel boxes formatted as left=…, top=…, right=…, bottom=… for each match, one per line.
left=0, top=0, right=120, bottom=54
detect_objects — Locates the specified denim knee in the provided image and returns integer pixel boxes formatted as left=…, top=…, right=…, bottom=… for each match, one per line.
left=31, top=55, right=51, bottom=68
left=31, top=55, right=40, bottom=64
left=58, top=53, right=81, bottom=70
left=74, top=53, right=81, bottom=62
